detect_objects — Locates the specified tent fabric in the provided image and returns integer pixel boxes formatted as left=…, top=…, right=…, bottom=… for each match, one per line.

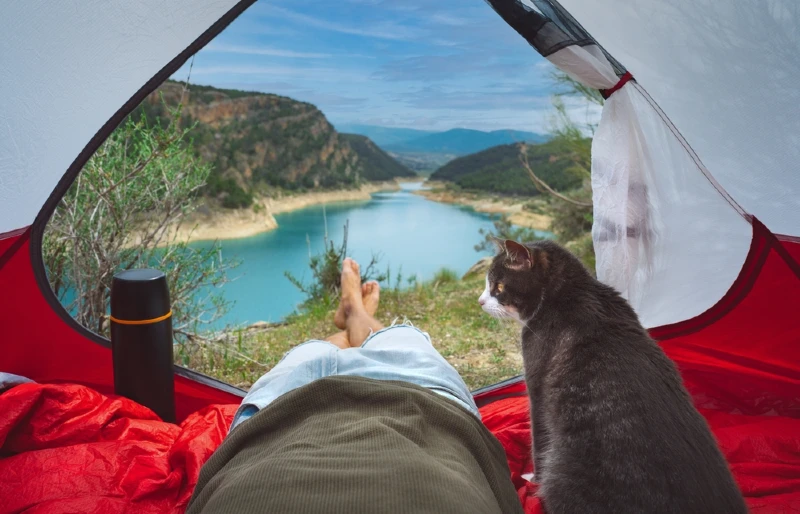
left=652, top=220, right=800, bottom=420
left=558, top=0, right=800, bottom=238
left=0, top=0, right=793, bottom=413
left=0, top=0, right=244, bottom=235
left=592, top=81, right=752, bottom=327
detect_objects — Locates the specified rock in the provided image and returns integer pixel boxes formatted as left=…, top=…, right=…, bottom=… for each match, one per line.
left=246, top=320, right=288, bottom=331
left=462, top=256, right=493, bottom=280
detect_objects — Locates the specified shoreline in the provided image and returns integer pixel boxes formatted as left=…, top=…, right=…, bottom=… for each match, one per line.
left=132, top=181, right=401, bottom=246
left=414, top=185, right=552, bottom=231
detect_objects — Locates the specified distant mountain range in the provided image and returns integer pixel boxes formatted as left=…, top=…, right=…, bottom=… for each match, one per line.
left=335, top=124, right=436, bottom=147
left=386, top=128, right=548, bottom=156
left=338, top=124, right=548, bottom=156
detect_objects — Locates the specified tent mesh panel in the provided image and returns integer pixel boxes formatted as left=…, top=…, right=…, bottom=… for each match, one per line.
left=484, top=0, right=626, bottom=74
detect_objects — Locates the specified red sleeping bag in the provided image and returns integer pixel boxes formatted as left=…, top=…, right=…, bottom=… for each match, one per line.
left=0, top=384, right=237, bottom=514
left=481, top=394, right=800, bottom=513
left=2, top=382, right=800, bottom=513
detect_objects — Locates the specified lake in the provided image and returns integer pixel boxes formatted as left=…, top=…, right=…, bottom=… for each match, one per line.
left=195, top=182, right=548, bottom=327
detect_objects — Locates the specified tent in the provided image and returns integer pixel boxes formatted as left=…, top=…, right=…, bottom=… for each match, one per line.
left=1, top=0, right=798, bottom=512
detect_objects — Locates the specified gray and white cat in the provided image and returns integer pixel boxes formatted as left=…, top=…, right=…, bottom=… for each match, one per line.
left=480, top=239, right=747, bottom=514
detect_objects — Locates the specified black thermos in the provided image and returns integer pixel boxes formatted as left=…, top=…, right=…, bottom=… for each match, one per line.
left=110, top=269, right=176, bottom=423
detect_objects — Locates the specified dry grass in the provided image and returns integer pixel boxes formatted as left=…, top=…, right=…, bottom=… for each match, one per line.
left=180, top=274, right=523, bottom=392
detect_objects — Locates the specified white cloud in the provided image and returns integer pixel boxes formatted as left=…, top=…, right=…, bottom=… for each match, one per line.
left=428, top=13, right=471, bottom=26
left=260, top=5, right=423, bottom=41
left=205, top=43, right=331, bottom=59
left=189, top=65, right=369, bottom=83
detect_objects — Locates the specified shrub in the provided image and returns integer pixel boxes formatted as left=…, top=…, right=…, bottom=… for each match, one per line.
left=285, top=220, right=386, bottom=306
left=475, top=215, right=544, bottom=253
left=432, top=268, right=459, bottom=285
left=43, top=104, right=238, bottom=341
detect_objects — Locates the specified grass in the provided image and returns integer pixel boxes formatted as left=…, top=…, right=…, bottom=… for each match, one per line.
left=181, top=274, right=523, bottom=391
left=432, top=267, right=459, bottom=285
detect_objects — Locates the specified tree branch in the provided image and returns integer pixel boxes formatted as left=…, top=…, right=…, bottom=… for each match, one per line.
left=519, top=144, right=592, bottom=208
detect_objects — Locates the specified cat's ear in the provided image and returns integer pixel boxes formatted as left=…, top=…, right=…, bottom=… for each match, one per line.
left=504, top=240, right=533, bottom=270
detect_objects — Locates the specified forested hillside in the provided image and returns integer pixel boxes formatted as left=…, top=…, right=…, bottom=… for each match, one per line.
left=430, top=141, right=583, bottom=196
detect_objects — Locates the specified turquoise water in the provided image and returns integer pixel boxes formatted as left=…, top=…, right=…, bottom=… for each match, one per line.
left=194, top=182, right=548, bottom=327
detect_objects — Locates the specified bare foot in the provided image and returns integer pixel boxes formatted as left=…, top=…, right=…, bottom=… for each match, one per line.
left=362, top=281, right=380, bottom=317
left=333, top=258, right=365, bottom=328
left=333, top=281, right=380, bottom=330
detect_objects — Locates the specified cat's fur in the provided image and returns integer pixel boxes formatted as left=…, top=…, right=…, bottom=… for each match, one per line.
left=479, top=239, right=747, bottom=514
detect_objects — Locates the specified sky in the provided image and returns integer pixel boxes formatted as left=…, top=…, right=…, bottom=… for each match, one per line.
left=171, top=0, right=599, bottom=133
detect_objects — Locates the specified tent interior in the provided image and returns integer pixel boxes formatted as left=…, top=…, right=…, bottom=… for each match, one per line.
left=1, top=0, right=799, bottom=512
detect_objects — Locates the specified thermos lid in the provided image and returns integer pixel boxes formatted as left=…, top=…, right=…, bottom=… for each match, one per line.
left=110, top=269, right=171, bottom=322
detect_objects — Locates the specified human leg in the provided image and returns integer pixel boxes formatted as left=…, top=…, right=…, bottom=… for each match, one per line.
left=325, top=262, right=382, bottom=349
left=337, top=258, right=384, bottom=347
left=334, top=279, right=380, bottom=330
left=324, top=331, right=350, bottom=350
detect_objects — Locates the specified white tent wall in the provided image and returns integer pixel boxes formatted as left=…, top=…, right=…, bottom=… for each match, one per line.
left=557, top=0, right=800, bottom=237
left=546, top=42, right=752, bottom=327
left=0, top=0, right=242, bottom=235
left=592, top=84, right=751, bottom=327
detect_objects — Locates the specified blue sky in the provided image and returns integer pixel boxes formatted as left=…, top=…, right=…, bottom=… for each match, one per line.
left=172, top=0, right=596, bottom=132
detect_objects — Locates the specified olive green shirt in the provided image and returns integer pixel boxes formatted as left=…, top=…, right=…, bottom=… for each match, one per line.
left=187, top=375, right=523, bottom=514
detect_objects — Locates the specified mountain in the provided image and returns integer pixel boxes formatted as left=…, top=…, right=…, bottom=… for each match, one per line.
left=135, top=81, right=414, bottom=208
left=385, top=128, right=548, bottom=156
left=334, top=124, right=435, bottom=147
left=340, top=134, right=416, bottom=181
left=336, top=124, right=550, bottom=175
left=430, top=141, right=583, bottom=196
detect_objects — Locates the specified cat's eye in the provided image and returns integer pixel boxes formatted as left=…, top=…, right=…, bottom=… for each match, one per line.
left=496, top=283, right=504, bottom=293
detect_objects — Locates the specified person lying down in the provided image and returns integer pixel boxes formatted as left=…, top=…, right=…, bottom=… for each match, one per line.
left=187, top=258, right=523, bottom=514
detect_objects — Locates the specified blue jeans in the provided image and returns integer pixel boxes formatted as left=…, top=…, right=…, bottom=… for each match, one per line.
left=231, top=323, right=479, bottom=431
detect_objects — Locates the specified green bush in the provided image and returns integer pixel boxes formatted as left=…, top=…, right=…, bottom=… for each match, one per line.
left=475, top=215, right=544, bottom=253
left=285, top=220, right=386, bottom=306
left=204, top=174, right=253, bottom=209
left=43, top=107, right=238, bottom=340
left=432, top=268, right=459, bottom=285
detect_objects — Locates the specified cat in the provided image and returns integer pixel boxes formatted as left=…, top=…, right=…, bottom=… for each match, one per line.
left=479, top=239, right=747, bottom=514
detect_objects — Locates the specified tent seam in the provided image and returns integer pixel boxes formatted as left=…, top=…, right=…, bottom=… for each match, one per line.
left=0, top=226, right=31, bottom=242
left=0, top=228, right=31, bottom=272
left=649, top=218, right=795, bottom=342
left=631, top=82, right=750, bottom=222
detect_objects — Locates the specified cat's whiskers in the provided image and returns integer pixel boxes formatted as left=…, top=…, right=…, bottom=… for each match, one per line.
left=486, top=304, right=511, bottom=320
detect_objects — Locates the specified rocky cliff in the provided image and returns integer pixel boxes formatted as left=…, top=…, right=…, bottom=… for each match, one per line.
left=136, top=81, right=414, bottom=207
